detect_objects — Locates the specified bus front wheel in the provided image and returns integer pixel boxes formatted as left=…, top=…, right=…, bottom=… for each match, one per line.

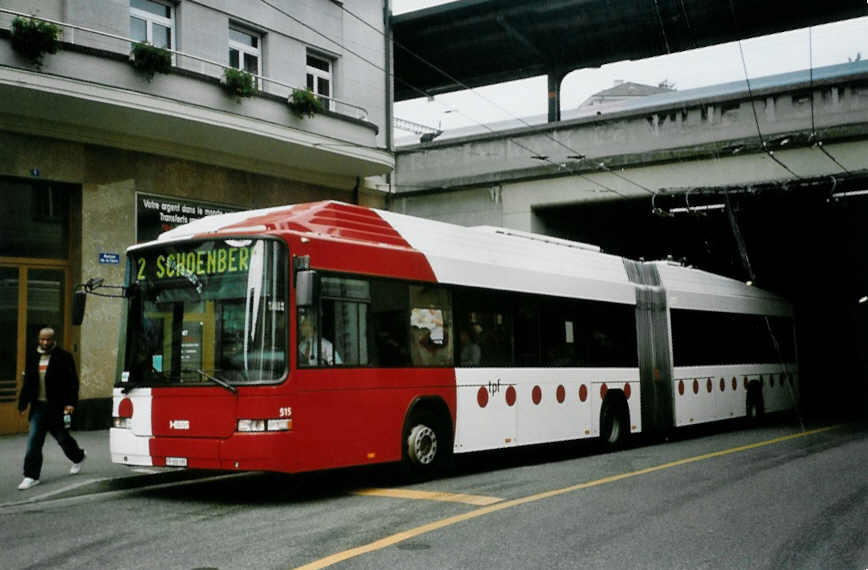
left=403, top=411, right=450, bottom=479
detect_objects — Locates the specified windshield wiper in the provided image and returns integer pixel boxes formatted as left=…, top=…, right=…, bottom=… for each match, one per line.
left=195, top=369, right=238, bottom=394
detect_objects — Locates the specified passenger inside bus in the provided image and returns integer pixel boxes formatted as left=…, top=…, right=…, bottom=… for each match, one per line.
left=459, top=325, right=481, bottom=366
left=298, top=315, right=341, bottom=366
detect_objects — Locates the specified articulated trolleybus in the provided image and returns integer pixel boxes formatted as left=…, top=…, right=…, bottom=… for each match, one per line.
left=105, top=201, right=797, bottom=476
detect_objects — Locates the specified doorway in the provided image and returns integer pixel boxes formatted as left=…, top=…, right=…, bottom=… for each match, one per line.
left=0, top=263, right=70, bottom=435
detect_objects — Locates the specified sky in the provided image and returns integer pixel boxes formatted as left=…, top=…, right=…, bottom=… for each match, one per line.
left=390, top=1, right=868, bottom=139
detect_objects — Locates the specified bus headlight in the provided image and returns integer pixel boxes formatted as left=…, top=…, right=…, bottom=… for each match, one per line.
left=112, top=417, right=132, bottom=429
left=267, top=419, right=291, bottom=431
left=237, top=419, right=292, bottom=432
left=237, top=419, right=266, bottom=432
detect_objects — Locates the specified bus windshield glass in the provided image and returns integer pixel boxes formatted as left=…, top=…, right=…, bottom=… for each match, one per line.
left=123, top=238, right=287, bottom=387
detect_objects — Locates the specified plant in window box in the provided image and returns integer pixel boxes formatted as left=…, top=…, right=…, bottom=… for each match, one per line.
left=287, top=88, right=323, bottom=119
left=10, top=16, right=62, bottom=70
left=129, top=42, right=172, bottom=81
left=221, top=68, right=256, bottom=100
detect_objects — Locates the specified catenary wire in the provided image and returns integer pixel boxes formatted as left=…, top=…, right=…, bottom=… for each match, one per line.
left=736, top=41, right=802, bottom=180
left=260, top=0, right=629, bottom=196
left=256, top=0, right=620, bottom=194
left=807, top=27, right=850, bottom=174
left=336, top=2, right=656, bottom=197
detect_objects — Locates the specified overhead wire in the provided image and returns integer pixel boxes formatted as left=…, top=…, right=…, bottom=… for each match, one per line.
left=725, top=0, right=800, bottom=180
left=338, top=3, right=656, bottom=197
left=272, top=1, right=848, bottom=203
left=807, top=27, right=850, bottom=174
left=258, top=0, right=597, bottom=193
left=725, top=3, right=806, bottom=431
left=736, top=41, right=802, bottom=180
left=261, top=0, right=629, bottom=196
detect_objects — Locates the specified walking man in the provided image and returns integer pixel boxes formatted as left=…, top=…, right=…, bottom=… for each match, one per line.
left=17, top=327, right=86, bottom=490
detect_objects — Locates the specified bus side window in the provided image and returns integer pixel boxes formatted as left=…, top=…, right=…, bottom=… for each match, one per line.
left=514, top=297, right=540, bottom=366
left=318, top=277, right=371, bottom=366
left=454, top=288, right=514, bottom=367
left=368, top=279, right=410, bottom=367
left=409, top=285, right=453, bottom=366
left=541, top=299, right=579, bottom=367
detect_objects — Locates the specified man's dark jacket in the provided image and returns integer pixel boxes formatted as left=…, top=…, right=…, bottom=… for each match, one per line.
left=18, top=346, right=79, bottom=420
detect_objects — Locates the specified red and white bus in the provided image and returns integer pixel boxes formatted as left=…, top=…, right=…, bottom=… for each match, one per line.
left=98, top=201, right=797, bottom=476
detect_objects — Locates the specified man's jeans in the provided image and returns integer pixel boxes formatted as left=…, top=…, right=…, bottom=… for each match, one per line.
left=23, top=401, right=85, bottom=479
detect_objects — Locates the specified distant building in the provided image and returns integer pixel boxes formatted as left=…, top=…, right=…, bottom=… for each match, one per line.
left=579, top=80, right=675, bottom=110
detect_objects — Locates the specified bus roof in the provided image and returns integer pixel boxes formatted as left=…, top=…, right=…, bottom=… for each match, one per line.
left=155, top=200, right=789, bottom=313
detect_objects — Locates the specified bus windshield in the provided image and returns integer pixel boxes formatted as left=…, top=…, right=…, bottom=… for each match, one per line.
left=122, top=238, right=287, bottom=387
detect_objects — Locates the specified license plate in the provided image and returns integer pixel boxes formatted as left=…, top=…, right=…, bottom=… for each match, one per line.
left=165, top=457, right=188, bottom=467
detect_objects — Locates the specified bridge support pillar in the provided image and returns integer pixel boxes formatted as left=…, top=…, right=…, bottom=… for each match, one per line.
left=547, top=68, right=567, bottom=123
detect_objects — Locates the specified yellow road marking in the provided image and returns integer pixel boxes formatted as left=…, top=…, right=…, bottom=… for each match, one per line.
left=296, top=426, right=838, bottom=570
left=353, top=488, right=503, bottom=506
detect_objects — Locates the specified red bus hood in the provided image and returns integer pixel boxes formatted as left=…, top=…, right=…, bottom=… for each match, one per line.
left=151, top=388, right=237, bottom=438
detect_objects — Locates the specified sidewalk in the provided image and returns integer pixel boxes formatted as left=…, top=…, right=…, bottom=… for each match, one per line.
left=0, top=429, right=200, bottom=507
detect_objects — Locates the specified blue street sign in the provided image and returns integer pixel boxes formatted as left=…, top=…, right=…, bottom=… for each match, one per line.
left=99, top=253, right=120, bottom=265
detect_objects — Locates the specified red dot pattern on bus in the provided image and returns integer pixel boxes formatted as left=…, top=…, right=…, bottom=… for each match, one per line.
left=477, top=386, right=488, bottom=408
left=675, top=373, right=794, bottom=397
left=474, top=371, right=794, bottom=410
left=506, top=385, right=516, bottom=406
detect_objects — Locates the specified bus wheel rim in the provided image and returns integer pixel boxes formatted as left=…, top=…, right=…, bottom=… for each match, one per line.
left=409, top=425, right=437, bottom=465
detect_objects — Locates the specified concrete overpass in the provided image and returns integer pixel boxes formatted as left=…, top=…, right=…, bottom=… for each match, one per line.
left=392, top=60, right=868, bottom=233
left=391, top=0, right=867, bottom=121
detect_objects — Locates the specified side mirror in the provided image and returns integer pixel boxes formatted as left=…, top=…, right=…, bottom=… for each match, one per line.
left=72, top=290, right=87, bottom=325
left=296, top=270, right=317, bottom=307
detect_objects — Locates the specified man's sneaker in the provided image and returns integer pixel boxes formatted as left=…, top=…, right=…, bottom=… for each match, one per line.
left=18, top=477, right=39, bottom=490
left=70, top=450, right=86, bottom=475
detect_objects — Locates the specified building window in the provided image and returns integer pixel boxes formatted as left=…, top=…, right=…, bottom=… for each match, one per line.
left=0, top=177, right=73, bottom=259
left=229, top=26, right=261, bottom=85
left=129, top=0, right=174, bottom=49
left=306, top=53, right=333, bottom=110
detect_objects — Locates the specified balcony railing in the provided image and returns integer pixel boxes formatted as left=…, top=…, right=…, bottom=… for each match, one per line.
left=0, top=8, right=369, bottom=121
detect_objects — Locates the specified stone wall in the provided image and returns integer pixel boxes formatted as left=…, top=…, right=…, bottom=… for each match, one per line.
left=0, top=130, right=374, bottom=428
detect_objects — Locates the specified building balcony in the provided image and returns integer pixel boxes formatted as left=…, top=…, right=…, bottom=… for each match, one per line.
left=0, top=10, right=393, bottom=183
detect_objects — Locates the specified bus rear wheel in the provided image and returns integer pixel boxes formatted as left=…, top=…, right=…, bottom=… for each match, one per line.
left=746, top=386, right=764, bottom=425
left=600, top=399, right=629, bottom=450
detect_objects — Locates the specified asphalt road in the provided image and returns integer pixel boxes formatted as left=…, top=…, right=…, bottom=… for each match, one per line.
left=2, top=419, right=866, bottom=570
